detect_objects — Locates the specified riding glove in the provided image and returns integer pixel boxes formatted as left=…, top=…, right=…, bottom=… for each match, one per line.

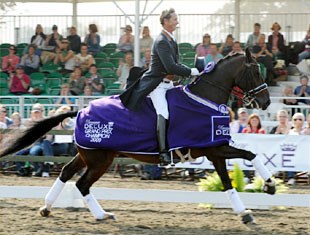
left=190, top=68, right=200, bottom=76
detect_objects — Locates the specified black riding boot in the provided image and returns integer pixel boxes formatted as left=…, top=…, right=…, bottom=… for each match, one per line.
left=157, top=115, right=171, bottom=166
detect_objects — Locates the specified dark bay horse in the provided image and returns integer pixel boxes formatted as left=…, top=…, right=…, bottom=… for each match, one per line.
left=0, top=49, right=276, bottom=224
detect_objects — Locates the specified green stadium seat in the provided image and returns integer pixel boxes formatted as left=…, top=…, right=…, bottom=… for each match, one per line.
left=0, top=43, right=11, bottom=48
left=0, top=79, right=8, bottom=88
left=178, top=42, right=194, bottom=54
left=48, top=86, right=61, bottom=96
left=99, top=69, right=117, bottom=79
left=0, top=88, right=10, bottom=96
left=46, top=77, right=62, bottom=87
left=102, top=43, right=117, bottom=55
left=97, top=62, right=115, bottom=71
left=40, top=62, right=59, bottom=74
left=109, top=51, right=125, bottom=67
left=0, top=72, right=9, bottom=80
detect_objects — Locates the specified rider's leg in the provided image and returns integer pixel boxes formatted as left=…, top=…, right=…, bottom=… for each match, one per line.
left=150, top=81, right=174, bottom=166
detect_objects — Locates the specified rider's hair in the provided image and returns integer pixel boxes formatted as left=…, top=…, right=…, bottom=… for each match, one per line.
left=160, top=8, right=175, bottom=26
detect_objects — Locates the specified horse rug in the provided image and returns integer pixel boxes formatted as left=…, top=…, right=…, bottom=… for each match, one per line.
left=74, top=86, right=231, bottom=154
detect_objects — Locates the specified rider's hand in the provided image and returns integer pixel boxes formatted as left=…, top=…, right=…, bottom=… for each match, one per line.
left=191, top=68, right=199, bottom=76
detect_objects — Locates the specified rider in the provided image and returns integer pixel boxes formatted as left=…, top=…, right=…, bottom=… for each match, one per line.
left=120, top=8, right=199, bottom=166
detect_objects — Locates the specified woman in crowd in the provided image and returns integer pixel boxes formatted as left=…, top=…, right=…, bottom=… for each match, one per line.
left=267, top=22, right=286, bottom=60
left=219, top=34, right=234, bottom=56
left=54, top=38, right=75, bottom=74
left=20, top=44, right=40, bottom=75
left=118, top=25, right=134, bottom=53
left=55, top=83, right=75, bottom=105
left=269, top=109, right=291, bottom=134
left=68, top=66, right=86, bottom=95
left=74, top=43, right=95, bottom=74
left=196, top=33, right=212, bottom=57
left=1, top=45, right=20, bottom=74
left=242, top=113, right=266, bottom=134
left=30, top=24, right=47, bottom=55
left=140, top=26, right=153, bottom=53
left=84, top=24, right=101, bottom=55
left=8, top=65, right=30, bottom=95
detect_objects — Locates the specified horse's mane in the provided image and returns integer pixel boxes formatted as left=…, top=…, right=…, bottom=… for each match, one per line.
left=216, top=51, right=245, bottom=66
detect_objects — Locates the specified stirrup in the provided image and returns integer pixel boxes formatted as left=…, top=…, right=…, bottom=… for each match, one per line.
left=159, top=152, right=173, bottom=167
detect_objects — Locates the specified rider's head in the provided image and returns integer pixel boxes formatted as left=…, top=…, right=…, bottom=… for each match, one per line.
left=160, top=8, right=178, bottom=33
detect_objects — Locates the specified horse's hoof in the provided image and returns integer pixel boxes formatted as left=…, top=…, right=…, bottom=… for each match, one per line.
left=263, top=179, right=276, bottom=195
left=96, top=212, right=117, bottom=222
left=39, top=207, right=51, bottom=217
left=240, top=210, right=255, bottom=224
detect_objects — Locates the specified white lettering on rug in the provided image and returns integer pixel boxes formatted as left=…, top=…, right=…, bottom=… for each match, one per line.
left=84, top=119, right=114, bottom=143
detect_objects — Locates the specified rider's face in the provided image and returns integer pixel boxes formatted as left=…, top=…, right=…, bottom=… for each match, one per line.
left=164, top=13, right=178, bottom=33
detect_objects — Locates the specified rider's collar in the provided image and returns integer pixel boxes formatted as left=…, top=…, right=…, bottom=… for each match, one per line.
left=162, top=29, right=176, bottom=42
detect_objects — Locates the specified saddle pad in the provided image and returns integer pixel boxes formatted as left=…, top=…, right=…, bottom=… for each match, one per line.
left=74, top=86, right=231, bottom=153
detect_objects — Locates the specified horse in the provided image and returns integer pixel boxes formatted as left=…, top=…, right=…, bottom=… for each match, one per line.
left=0, top=48, right=276, bottom=224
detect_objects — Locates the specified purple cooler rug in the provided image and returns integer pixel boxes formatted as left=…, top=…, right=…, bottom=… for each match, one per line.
left=74, top=86, right=231, bottom=154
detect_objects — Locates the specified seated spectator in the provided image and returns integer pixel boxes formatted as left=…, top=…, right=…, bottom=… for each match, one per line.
left=67, top=26, right=81, bottom=54
left=267, top=22, right=286, bottom=61
left=30, top=24, right=47, bottom=56
left=8, top=65, right=30, bottom=95
left=55, top=83, right=75, bottom=105
left=229, top=107, right=249, bottom=133
left=204, top=43, right=223, bottom=64
left=140, top=48, right=151, bottom=69
left=298, top=29, right=310, bottom=63
left=232, top=41, right=244, bottom=54
left=82, top=86, right=94, bottom=105
left=283, top=85, right=300, bottom=115
left=54, top=38, right=75, bottom=74
left=9, top=112, right=25, bottom=129
left=252, top=34, right=277, bottom=85
left=196, top=33, right=212, bottom=57
left=20, top=44, right=40, bottom=75
left=85, top=64, right=104, bottom=95
left=41, top=24, right=63, bottom=64
left=69, top=66, right=85, bottom=95
left=84, top=24, right=101, bottom=55
left=116, top=51, right=134, bottom=89
left=294, top=74, right=310, bottom=104
left=219, top=34, right=234, bottom=56
left=2, top=45, right=20, bottom=74
left=0, top=105, right=13, bottom=127
left=287, top=112, right=306, bottom=185
left=140, top=26, right=154, bottom=53
left=301, top=113, right=310, bottom=135
left=269, top=109, right=291, bottom=134
left=246, top=23, right=261, bottom=50
left=74, top=43, right=95, bottom=74
left=117, top=25, right=134, bottom=53
left=242, top=113, right=266, bottom=134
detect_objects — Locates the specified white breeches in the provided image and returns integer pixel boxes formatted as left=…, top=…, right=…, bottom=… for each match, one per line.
left=149, top=80, right=174, bottom=120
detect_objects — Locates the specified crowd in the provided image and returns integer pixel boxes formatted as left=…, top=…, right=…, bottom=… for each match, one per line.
left=1, top=21, right=310, bottom=182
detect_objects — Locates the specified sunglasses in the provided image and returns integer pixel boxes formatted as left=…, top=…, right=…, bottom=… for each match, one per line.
left=293, top=118, right=303, bottom=121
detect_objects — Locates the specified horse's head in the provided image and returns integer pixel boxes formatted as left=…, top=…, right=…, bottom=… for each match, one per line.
left=234, top=48, right=271, bottom=110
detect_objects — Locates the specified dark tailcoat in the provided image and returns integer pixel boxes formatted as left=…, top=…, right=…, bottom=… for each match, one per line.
left=119, top=31, right=191, bottom=110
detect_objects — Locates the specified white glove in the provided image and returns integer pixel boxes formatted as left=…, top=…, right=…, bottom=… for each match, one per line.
left=190, top=68, right=200, bottom=76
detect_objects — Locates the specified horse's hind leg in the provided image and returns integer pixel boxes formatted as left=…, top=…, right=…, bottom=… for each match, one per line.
left=40, top=153, right=85, bottom=216
left=75, top=149, right=115, bottom=220
left=209, top=156, right=254, bottom=224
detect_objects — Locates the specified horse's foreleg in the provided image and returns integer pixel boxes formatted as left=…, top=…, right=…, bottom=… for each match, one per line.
left=40, top=153, right=85, bottom=216
left=75, top=149, right=115, bottom=220
left=209, top=156, right=254, bottom=224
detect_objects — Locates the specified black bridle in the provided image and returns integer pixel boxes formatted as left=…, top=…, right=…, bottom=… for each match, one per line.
left=194, top=61, right=267, bottom=108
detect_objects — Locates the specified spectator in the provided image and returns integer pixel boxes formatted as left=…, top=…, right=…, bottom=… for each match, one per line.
left=229, top=107, right=249, bottom=133
left=54, top=38, right=75, bottom=74
left=283, top=85, right=300, bottom=115
left=0, top=105, right=13, bottom=127
left=246, top=23, right=261, bottom=49
left=30, top=24, right=47, bottom=55
left=55, top=83, right=75, bottom=105
left=195, top=33, right=212, bottom=57
left=67, top=26, right=81, bottom=54
left=8, top=65, right=30, bottom=95
left=232, top=41, right=244, bottom=54
left=219, top=34, right=234, bottom=56
left=74, top=43, right=95, bottom=74
left=301, top=113, right=310, bottom=135
left=204, top=43, right=223, bottom=64
left=252, top=34, right=277, bottom=85
left=20, top=44, right=40, bottom=75
left=84, top=24, right=100, bottom=55
left=41, top=24, right=63, bottom=64
left=267, top=22, right=286, bottom=61
left=287, top=112, right=306, bottom=185
left=242, top=113, right=266, bottom=134
left=140, top=26, right=154, bottom=53
left=117, top=25, right=134, bottom=53
left=140, top=48, right=151, bottom=69
left=1, top=45, right=20, bottom=74
left=269, top=109, right=291, bottom=134
left=294, top=74, right=310, bottom=104
left=9, top=112, right=25, bottom=129
left=298, top=29, right=310, bottom=63
left=84, top=64, right=104, bottom=95
left=82, top=86, right=94, bottom=105
left=69, top=66, right=85, bottom=95
left=116, top=51, right=134, bottom=89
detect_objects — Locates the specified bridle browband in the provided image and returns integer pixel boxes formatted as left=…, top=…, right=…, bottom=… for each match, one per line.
left=193, top=60, right=267, bottom=107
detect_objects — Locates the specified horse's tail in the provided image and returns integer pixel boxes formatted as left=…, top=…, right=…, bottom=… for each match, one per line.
left=0, top=111, right=78, bottom=158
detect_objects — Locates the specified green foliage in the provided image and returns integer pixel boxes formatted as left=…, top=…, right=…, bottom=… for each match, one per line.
left=244, top=177, right=288, bottom=193
left=196, top=172, right=224, bottom=192
left=230, top=163, right=245, bottom=192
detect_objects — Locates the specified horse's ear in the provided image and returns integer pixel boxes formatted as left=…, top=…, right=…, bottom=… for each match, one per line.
left=245, top=47, right=252, bottom=63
